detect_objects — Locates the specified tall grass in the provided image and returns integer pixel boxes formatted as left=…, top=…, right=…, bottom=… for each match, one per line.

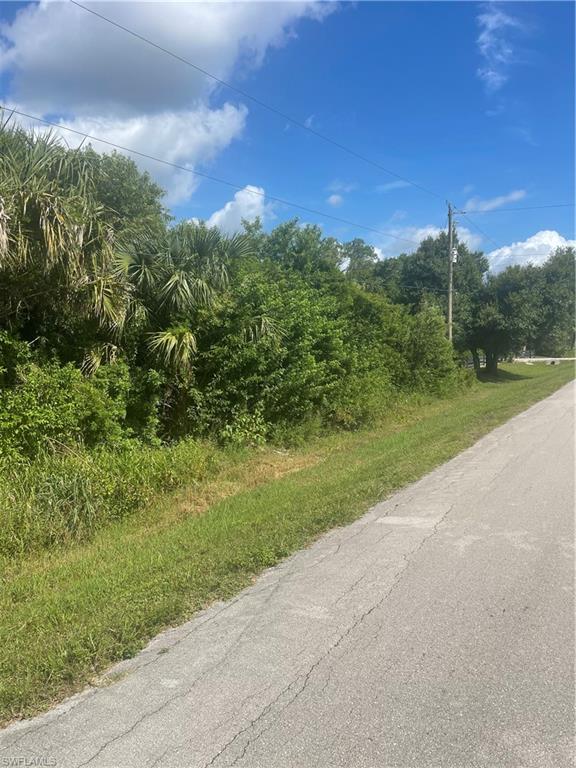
left=0, top=383, right=462, bottom=559
left=0, top=440, right=217, bottom=557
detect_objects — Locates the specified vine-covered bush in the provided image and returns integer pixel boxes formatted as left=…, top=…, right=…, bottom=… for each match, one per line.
left=0, top=361, right=130, bottom=459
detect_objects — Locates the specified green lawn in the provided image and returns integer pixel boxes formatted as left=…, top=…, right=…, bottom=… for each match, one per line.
left=1, top=362, right=573, bottom=724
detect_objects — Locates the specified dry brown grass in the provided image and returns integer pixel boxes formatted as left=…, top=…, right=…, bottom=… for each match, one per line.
left=141, top=448, right=324, bottom=530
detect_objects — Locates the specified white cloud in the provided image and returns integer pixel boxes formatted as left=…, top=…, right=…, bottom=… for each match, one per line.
left=510, top=126, right=538, bottom=147
left=206, top=185, right=271, bottom=235
left=465, top=189, right=526, bottom=212
left=58, top=104, right=248, bottom=205
left=327, top=194, right=343, bottom=207
left=476, top=4, right=523, bottom=93
left=0, top=1, right=332, bottom=116
left=0, top=0, right=333, bottom=202
left=487, top=230, right=576, bottom=272
left=375, top=180, right=411, bottom=194
left=374, top=224, right=482, bottom=259
left=327, top=180, right=357, bottom=194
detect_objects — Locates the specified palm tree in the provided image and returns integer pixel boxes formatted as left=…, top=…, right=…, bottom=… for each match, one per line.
left=0, top=117, right=256, bottom=380
left=0, top=117, right=129, bottom=339
left=119, top=222, right=253, bottom=374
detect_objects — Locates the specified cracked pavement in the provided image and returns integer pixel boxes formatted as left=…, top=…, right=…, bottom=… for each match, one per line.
left=1, top=382, right=574, bottom=767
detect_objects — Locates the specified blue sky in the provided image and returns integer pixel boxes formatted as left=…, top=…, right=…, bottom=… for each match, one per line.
left=0, top=1, right=574, bottom=269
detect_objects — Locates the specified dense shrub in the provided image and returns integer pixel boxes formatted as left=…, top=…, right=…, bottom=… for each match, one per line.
left=124, top=368, right=164, bottom=444
left=189, top=272, right=352, bottom=434
left=328, top=370, right=396, bottom=430
left=0, top=332, right=31, bottom=388
left=0, top=361, right=130, bottom=459
left=0, top=124, right=478, bottom=556
left=407, top=303, right=461, bottom=393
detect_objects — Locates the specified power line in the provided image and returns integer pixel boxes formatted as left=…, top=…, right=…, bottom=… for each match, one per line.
left=1, top=106, right=422, bottom=247
left=66, top=2, right=489, bottom=266
left=68, top=3, right=570, bottom=263
left=456, top=201, right=574, bottom=256
left=69, top=0, right=443, bottom=201
left=461, top=203, right=574, bottom=214
left=455, top=211, right=501, bottom=249
left=5, top=107, right=565, bottom=263
left=7, top=2, right=567, bottom=264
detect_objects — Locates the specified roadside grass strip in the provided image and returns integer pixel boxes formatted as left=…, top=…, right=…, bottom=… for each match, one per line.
left=0, top=363, right=573, bottom=723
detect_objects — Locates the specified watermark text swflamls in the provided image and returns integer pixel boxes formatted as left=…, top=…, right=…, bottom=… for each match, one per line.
left=1, top=758, right=56, bottom=767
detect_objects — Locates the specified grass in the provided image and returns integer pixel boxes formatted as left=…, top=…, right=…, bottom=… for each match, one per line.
left=0, top=439, right=221, bottom=556
left=0, top=362, right=573, bottom=724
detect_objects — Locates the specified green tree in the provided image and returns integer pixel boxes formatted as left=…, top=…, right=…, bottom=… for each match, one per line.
left=374, top=233, right=488, bottom=319
left=86, top=149, right=169, bottom=237
left=343, top=239, right=379, bottom=288
left=0, top=123, right=129, bottom=355
left=465, top=265, right=542, bottom=374
left=534, top=247, right=575, bottom=355
left=260, top=219, right=343, bottom=274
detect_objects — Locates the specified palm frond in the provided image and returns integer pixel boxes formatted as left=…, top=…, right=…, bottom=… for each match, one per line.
left=242, top=314, right=285, bottom=343
left=159, top=270, right=193, bottom=312
left=0, top=119, right=131, bottom=330
left=226, top=233, right=255, bottom=262
left=81, top=342, right=119, bottom=376
left=0, top=196, right=10, bottom=260
left=147, top=326, right=197, bottom=371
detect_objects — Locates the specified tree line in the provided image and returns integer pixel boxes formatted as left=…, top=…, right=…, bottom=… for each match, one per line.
left=347, top=232, right=574, bottom=373
left=0, top=123, right=573, bottom=458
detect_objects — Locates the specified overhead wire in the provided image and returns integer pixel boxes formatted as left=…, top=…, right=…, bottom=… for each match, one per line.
left=4, top=107, right=568, bottom=264
left=455, top=211, right=501, bottom=249
left=69, top=0, right=443, bottom=201
left=455, top=210, right=572, bottom=259
left=69, top=0, right=570, bottom=263
left=7, top=2, right=572, bottom=264
left=460, top=203, right=574, bottom=214
left=1, top=106, right=423, bottom=247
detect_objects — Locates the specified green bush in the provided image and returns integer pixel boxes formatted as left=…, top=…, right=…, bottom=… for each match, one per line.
left=218, top=405, right=268, bottom=447
left=328, top=370, right=396, bottom=430
left=187, top=272, right=353, bottom=434
left=125, top=368, right=164, bottom=444
left=408, top=304, right=460, bottom=393
left=0, top=332, right=31, bottom=388
left=0, top=361, right=131, bottom=459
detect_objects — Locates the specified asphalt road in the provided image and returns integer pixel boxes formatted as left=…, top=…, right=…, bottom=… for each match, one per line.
left=1, top=382, right=574, bottom=768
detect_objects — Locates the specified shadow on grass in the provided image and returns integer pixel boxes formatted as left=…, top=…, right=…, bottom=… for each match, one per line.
left=476, top=368, right=531, bottom=384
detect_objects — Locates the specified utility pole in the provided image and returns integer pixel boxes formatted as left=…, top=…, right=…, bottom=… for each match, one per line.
left=447, top=202, right=454, bottom=343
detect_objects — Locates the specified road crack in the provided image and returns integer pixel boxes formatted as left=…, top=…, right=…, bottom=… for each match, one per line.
left=201, top=505, right=457, bottom=766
